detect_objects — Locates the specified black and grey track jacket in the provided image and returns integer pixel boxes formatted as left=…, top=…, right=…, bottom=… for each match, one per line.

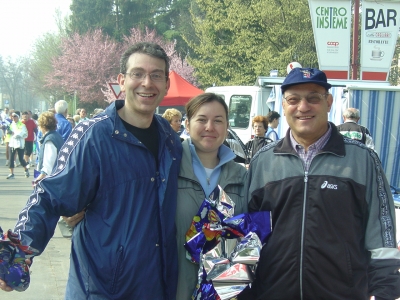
left=245, top=123, right=400, bottom=300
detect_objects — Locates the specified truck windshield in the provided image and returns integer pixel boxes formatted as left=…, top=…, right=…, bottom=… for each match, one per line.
left=229, top=95, right=252, bottom=129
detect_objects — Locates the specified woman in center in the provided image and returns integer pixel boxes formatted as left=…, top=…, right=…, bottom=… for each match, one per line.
left=176, top=93, right=247, bottom=299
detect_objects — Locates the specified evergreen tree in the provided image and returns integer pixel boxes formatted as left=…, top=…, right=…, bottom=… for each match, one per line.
left=69, top=0, right=173, bottom=41
left=69, top=0, right=115, bottom=37
left=155, top=0, right=195, bottom=58
left=186, top=0, right=318, bottom=87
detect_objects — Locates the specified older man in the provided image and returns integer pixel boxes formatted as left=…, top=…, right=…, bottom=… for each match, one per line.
left=337, top=107, right=375, bottom=150
left=54, top=100, right=72, bottom=142
left=244, top=68, right=400, bottom=299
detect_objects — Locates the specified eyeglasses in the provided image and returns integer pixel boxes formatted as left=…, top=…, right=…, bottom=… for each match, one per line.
left=125, top=71, right=167, bottom=82
left=283, top=92, right=329, bottom=105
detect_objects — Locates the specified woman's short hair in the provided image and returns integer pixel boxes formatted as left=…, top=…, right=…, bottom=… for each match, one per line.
left=38, top=112, right=58, bottom=131
left=252, top=115, right=268, bottom=129
left=185, top=93, right=228, bottom=122
left=162, top=108, right=182, bottom=123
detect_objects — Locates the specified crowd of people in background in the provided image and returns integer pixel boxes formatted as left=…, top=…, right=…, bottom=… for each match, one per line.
left=0, top=105, right=106, bottom=181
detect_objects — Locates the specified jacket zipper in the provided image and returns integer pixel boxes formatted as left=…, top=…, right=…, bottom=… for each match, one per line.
left=291, top=150, right=339, bottom=299
left=300, top=171, right=308, bottom=300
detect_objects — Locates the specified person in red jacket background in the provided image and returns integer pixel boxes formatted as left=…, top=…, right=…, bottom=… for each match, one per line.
left=21, top=111, right=37, bottom=166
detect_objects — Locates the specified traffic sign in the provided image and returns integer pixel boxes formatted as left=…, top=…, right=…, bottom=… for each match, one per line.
left=108, top=83, right=122, bottom=99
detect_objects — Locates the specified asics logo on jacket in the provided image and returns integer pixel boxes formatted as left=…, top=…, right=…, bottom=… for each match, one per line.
left=321, top=180, right=337, bottom=190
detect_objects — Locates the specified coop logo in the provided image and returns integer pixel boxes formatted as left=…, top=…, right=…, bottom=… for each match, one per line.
left=321, top=181, right=338, bottom=190
left=327, top=41, right=339, bottom=47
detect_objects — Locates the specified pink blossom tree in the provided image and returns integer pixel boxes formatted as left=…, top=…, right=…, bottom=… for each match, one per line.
left=45, top=30, right=121, bottom=105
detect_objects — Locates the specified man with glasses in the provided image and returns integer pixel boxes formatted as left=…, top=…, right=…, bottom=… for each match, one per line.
left=0, top=42, right=182, bottom=299
left=243, top=68, right=400, bottom=299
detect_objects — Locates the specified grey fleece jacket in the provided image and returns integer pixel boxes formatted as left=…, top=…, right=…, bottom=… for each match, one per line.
left=175, top=139, right=247, bottom=300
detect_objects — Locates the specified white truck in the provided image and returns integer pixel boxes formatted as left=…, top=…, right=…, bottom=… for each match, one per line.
left=205, top=77, right=400, bottom=190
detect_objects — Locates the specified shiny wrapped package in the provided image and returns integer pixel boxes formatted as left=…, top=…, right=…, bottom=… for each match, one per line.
left=0, top=227, right=37, bottom=291
left=185, top=186, right=236, bottom=264
left=185, top=187, right=272, bottom=300
left=193, top=268, right=220, bottom=300
left=230, top=232, right=262, bottom=265
left=222, top=212, right=272, bottom=244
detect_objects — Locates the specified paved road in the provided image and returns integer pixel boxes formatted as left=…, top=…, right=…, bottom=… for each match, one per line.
left=0, top=144, right=70, bottom=300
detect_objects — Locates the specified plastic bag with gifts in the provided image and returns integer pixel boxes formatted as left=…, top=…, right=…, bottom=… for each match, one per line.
left=184, top=185, right=272, bottom=300
left=185, top=186, right=236, bottom=264
left=192, top=227, right=269, bottom=300
left=0, top=227, right=38, bottom=291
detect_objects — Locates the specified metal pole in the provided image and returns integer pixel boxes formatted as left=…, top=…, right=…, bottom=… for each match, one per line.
left=351, top=0, right=360, bottom=80
left=74, top=91, right=77, bottom=114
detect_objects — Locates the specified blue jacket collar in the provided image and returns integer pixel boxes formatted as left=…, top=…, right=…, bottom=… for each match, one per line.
left=104, top=100, right=177, bottom=147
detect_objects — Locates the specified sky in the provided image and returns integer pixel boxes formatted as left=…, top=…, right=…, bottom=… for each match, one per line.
left=0, top=0, right=72, bottom=60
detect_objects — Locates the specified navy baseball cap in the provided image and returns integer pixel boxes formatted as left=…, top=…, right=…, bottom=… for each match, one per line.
left=281, top=68, right=331, bottom=93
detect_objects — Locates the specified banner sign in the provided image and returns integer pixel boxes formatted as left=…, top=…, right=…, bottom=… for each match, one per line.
left=360, top=1, right=400, bottom=81
left=308, top=0, right=352, bottom=79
